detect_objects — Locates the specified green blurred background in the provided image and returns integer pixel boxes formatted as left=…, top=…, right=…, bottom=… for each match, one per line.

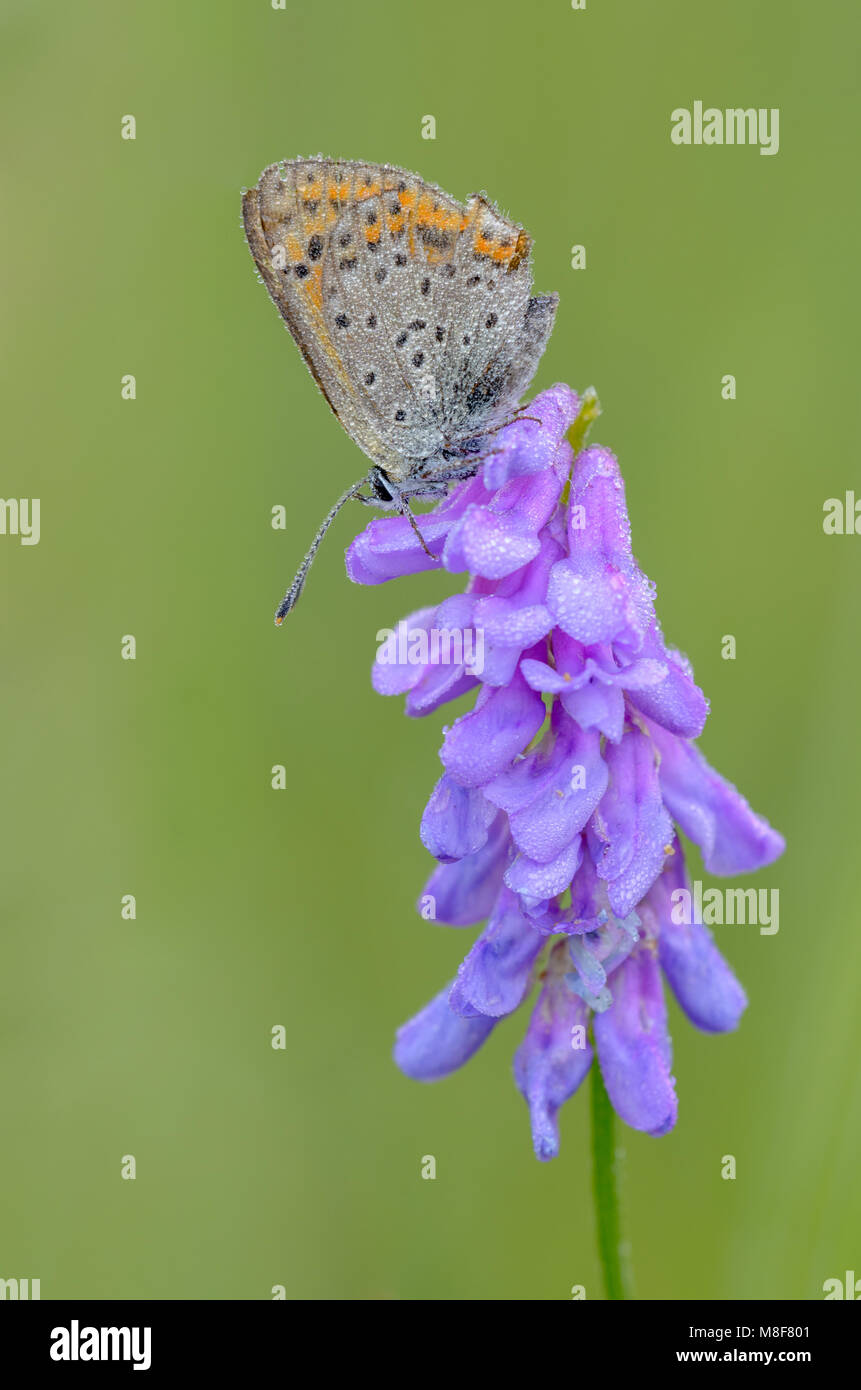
left=1, top=0, right=858, bottom=1300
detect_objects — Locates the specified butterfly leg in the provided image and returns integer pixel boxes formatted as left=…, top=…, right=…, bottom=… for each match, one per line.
left=483, top=410, right=543, bottom=434
left=391, top=488, right=437, bottom=558
left=364, top=467, right=439, bottom=559
left=421, top=454, right=501, bottom=484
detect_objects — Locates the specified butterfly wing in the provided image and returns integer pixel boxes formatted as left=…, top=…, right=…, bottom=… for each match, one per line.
left=243, top=158, right=406, bottom=471
left=427, top=193, right=555, bottom=443
left=243, top=159, right=557, bottom=476
left=318, top=180, right=473, bottom=471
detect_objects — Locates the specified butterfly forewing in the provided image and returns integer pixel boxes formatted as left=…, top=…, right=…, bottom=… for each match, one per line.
left=320, top=191, right=450, bottom=470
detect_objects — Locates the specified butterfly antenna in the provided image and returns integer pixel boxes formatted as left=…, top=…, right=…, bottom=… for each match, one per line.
left=274, top=481, right=363, bottom=625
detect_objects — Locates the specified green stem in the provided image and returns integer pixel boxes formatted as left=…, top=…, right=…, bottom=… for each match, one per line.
left=590, top=1061, right=634, bottom=1300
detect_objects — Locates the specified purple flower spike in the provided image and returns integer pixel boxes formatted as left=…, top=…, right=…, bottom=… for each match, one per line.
left=358, top=386, right=784, bottom=1156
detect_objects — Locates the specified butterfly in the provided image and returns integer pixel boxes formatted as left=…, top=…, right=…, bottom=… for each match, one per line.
left=242, top=158, right=558, bottom=622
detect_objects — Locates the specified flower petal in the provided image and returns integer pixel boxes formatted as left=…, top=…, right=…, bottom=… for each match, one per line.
left=505, top=834, right=583, bottom=898
left=421, top=813, right=510, bottom=925
left=561, top=677, right=626, bottom=744
left=405, top=666, right=480, bottom=717
left=622, top=624, right=708, bottom=738
left=514, top=944, right=593, bottom=1160
left=546, top=445, right=658, bottom=647
left=394, top=984, right=497, bottom=1081
left=588, top=726, right=673, bottom=917
left=649, top=722, right=785, bottom=875
left=482, top=384, right=580, bottom=489
left=449, top=887, right=544, bottom=1018
left=593, top=948, right=678, bottom=1136
left=443, top=505, right=541, bottom=580
left=646, top=844, right=748, bottom=1032
left=508, top=721, right=608, bottom=862
left=346, top=475, right=486, bottom=585
left=420, top=776, right=498, bottom=863
left=546, top=560, right=633, bottom=647
left=372, top=608, right=437, bottom=695
left=440, top=672, right=546, bottom=788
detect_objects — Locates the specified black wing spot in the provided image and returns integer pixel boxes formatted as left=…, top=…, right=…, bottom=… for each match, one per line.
left=294, top=263, right=309, bottom=278
left=334, top=313, right=350, bottom=328
left=466, top=374, right=504, bottom=415
left=418, top=225, right=453, bottom=251
left=307, top=235, right=323, bottom=261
